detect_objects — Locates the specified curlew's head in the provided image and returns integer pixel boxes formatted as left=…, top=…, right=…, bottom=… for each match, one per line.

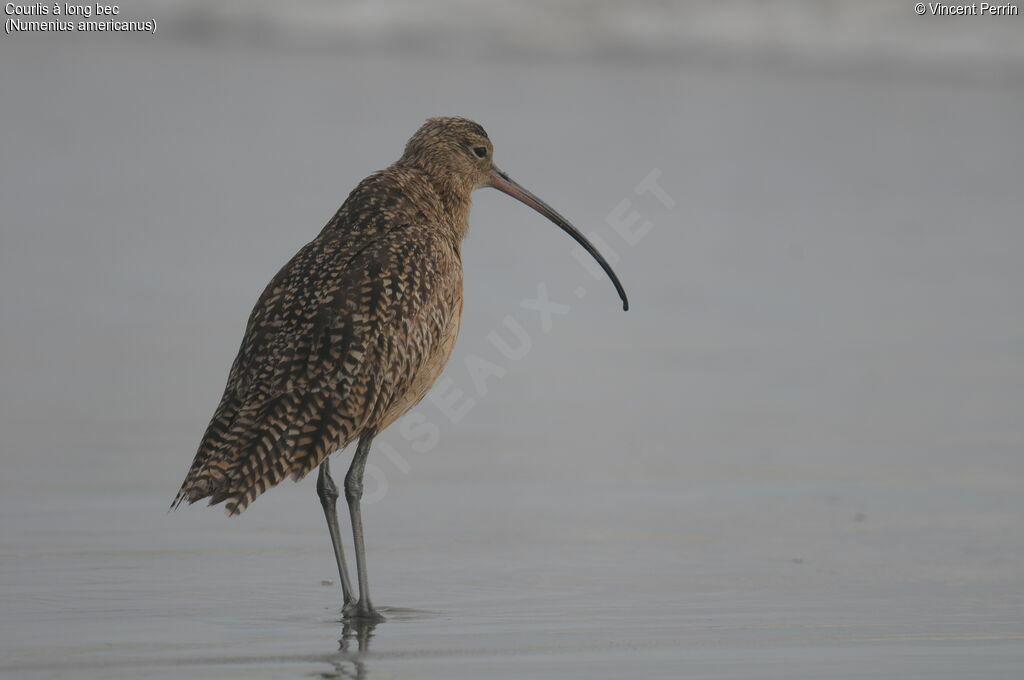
left=401, top=117, right=494, bottom=190
left=401, top=117, right=629, bottom=311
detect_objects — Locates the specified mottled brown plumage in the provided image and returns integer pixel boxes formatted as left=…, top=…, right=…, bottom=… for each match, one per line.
left=173, top=117, right=627, bottom=620
left=173, top=118, right=488, bottom=515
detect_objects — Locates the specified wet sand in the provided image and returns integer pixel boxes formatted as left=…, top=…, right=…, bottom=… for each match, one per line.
left=2, top=26, right=1024, bottom=680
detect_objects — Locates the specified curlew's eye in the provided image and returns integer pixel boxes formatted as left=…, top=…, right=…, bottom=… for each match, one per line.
left=473, top=146, right=488, bottom=159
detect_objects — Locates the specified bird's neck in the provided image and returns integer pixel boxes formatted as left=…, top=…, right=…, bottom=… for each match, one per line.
left=434, top=175, right=473, bottom=242
left=400, top=162, right=474, bottom=244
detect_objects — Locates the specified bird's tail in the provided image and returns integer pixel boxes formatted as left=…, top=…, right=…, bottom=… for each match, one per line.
left=170, top=389, right=243, bottom=511
left=171, top=391, right=361, bottom=516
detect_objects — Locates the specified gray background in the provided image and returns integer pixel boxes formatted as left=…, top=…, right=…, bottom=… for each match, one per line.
left=2, top=2, right=1023, bottom=678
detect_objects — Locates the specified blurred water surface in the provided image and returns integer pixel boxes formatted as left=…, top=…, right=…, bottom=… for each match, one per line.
left=2, top=6, right=1024, bottom=679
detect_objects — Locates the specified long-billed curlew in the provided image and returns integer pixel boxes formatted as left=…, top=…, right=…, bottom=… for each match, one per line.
left=172, top=117, right=628, bottom=620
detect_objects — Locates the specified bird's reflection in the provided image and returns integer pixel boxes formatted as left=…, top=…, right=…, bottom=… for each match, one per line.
left=340, top=618, right=378, bottom=653
left=318, top=618, right=378, bottom=679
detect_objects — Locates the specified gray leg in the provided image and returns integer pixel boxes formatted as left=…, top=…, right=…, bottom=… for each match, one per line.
left=317, top=459, right=355, bottom=611
left=345, top=432, right=383, bottom=620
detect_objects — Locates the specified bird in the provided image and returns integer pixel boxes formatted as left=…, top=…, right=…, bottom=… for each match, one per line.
left=172, top=117, right=628, bottom=620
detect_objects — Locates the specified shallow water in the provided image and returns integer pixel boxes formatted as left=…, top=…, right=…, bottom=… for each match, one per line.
left=2, top=23, right=1024, bottom=680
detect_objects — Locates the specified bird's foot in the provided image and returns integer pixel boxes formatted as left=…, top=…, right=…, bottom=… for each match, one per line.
left=343, top=601, right=385, bottom=622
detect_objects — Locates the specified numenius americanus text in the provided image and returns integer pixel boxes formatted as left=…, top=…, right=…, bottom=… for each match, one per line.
left=172, top=117, right=628, bottom=620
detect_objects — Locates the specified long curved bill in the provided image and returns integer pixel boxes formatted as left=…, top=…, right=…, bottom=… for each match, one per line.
left=487, top=168, right=629, bottom=311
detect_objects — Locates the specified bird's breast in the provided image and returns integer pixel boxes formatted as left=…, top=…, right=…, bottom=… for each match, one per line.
left=376, top=268, right=464, bottom=431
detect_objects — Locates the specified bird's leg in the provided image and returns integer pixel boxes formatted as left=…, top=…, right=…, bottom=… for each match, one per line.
left=345, top=432, right=383, bottom=621
left=317, top=459, right=356, bottom=612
